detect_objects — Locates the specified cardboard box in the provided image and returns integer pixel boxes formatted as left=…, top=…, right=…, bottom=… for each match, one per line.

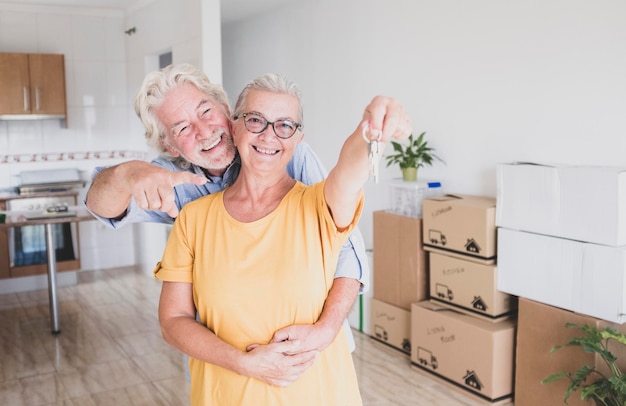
left=370, top=298, right=411, bottom=354
left=422, top=194, right=497, bottom=260
left=373, top=211, right=428, bottom=310
left=411, top=301, right=516, bottom=403
left=410, top=366, right=513, bottom=406
left=515, top=298, right=626, bottom=406
left=429, top=252, right=517, bottom=321
left=496, top=162, right=626, bottom=247
left=387, top=179, right=442, bottom=218
left=497, top=227, right=626, bottom=323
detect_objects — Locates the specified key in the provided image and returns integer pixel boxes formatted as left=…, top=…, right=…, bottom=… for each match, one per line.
left=369, top=140, right=380, bottom=184
left=364, top=124, right=381, bottom=184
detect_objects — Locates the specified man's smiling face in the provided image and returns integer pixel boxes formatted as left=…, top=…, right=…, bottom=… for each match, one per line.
left=157, top=82, right=237, bottom=176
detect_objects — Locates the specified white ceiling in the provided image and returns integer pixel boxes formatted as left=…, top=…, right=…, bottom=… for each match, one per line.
left=0, top=0, right=304, bottom=23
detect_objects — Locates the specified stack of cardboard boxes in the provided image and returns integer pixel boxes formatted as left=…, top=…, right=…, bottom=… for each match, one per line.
left=364, top=164, right=626, bottom=405
left=410, top=195, right=517, bottom=405
left=368, top=181, right=441, bottom=354
left=496, top=162, right=626, bottom=406
left=369, top=182, right=518, bottom=405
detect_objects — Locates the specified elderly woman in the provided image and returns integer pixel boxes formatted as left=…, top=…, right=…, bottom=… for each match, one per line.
left=154, top=74, right=411, bottom=405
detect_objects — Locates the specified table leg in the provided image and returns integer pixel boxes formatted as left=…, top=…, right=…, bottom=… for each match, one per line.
left=45, top=223, right=60, bottom=334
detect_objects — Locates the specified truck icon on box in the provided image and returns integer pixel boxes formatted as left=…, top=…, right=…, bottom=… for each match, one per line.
left=429, top=230, right=447, bottom=246
left=374, top=325, right=388, bottom=341
left=435, top=283, right=454, bottom=301
left=417, top=347, right=438, bottom=370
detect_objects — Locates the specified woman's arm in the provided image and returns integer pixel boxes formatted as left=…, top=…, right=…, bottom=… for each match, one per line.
left=325, top=96, right=412, bottom=228
left=158, top=281, right=318, bottom=387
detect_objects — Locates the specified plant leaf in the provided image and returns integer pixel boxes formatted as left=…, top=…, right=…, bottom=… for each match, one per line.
left=542, top=371, right=570, bottom=384
left=601, top=328, right=626, bottom=346
left=382, top=131, right=444, bottom=171
left=544, top=323, right=626, bottom=406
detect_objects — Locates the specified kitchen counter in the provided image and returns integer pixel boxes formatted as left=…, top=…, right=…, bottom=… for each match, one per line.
left=0, top=189, right=79, bottom=203
left=0, top=205, right=93, bottom=228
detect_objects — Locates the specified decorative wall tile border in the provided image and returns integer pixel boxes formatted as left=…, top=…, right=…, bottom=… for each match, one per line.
left=1, top=150, right=148, bottom=164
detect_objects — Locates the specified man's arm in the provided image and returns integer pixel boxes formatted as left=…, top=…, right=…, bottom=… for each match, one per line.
left=265, top=277, right=361, bottom=353
left=314, top=277, right=361, bottom=345
left=85, top=160, right=206, bottom=219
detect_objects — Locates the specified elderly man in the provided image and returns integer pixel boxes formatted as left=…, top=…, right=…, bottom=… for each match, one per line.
left=85, top=64, right=369, bottom=382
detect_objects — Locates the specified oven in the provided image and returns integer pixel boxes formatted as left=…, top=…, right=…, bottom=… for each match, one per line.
left=6, top=195, right=80, bottom=277
left=0, top=168, right=84, bottom=278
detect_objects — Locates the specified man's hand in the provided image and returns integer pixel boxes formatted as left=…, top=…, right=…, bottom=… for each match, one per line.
left=244, top=324, right=332, bottom=385
left=246, top=277, right=360, bottom=355
left=240, top=340, right=318, bottom=387
left=245, top=277, right=361, bottom=382
left=266, top=323, right=336, bottom=354
left=86, top=160, right=207, bottom=219
left=123, top=162, right=206, bottom=217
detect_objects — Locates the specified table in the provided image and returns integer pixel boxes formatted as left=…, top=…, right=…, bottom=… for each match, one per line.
left=0, top=206, right=96, bottom=334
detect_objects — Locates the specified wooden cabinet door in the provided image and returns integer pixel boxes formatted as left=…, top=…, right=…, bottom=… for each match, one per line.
left=0, top=53, right=31, bottom=114
left=28, top=54, right=67, bottom=116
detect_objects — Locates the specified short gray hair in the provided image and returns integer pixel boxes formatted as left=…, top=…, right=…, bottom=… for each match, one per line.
left=134, top=63, right=231, bottom=157
left=233, top=73, right=303, bottom=125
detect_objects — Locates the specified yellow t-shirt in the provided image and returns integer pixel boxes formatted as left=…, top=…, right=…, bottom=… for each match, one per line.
left=154, top=180, right=363, bottom=405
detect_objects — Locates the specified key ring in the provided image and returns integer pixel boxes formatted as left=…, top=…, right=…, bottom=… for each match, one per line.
left=362, top=123, right=382, bottom=143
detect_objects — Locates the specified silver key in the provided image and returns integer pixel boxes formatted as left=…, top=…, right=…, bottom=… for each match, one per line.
left=364, top=124, right=381, bottom=184
left=369, top=140, right=380, bottom=184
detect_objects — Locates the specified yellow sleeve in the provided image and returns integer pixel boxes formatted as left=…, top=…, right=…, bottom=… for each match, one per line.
left=313, top=180, right=364, bottom=242
left=153, top=207, right=194, bottom=283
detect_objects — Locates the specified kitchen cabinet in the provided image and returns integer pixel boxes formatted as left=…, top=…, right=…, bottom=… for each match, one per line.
left=0, top=53, right=67, bottom=122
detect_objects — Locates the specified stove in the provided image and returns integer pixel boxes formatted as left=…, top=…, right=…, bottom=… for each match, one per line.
left=17, top=168, right=85, bottom=195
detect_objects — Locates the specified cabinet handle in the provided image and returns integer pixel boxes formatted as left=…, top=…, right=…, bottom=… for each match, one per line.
left=35, top=88, right=40, bottom=111
left=23, top=86, right=29, bottom=112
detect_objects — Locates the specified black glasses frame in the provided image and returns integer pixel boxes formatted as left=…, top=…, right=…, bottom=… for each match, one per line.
left=234, top=112, right=301, bottom=139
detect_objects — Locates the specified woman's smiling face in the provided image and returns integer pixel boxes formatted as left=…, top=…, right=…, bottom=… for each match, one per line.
left=233, top=89, right=304, bottom=174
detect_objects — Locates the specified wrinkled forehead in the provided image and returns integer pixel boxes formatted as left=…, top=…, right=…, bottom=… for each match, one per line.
left=243, top=90, right=300, bottom=120
left=163, top=83, right=228, bottom=113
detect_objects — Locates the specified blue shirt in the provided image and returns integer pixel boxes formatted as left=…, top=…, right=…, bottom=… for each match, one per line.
left=87, top=142, right=370, bottom=292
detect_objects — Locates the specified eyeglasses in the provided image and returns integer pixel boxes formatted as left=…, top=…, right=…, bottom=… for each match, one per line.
left=234, top=112, right=301, bottom=139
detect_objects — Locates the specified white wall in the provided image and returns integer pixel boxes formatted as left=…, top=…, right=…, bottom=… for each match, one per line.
left=222, top=0, right=626, bottom=249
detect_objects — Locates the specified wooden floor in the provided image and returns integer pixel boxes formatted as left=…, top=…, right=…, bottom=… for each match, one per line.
left=0, top=266, right=492, bottom=405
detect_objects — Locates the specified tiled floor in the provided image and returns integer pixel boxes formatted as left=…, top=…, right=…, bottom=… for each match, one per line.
left=0, top=266, right=488, bottom=405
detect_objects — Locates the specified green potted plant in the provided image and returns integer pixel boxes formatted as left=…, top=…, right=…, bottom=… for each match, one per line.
left=542, top=323, right=626, bottom=406
left=384, top=131, right=443, bottom=182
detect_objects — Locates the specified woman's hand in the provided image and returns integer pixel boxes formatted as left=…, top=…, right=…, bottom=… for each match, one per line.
left=242, top=340, right=318, bottom=387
